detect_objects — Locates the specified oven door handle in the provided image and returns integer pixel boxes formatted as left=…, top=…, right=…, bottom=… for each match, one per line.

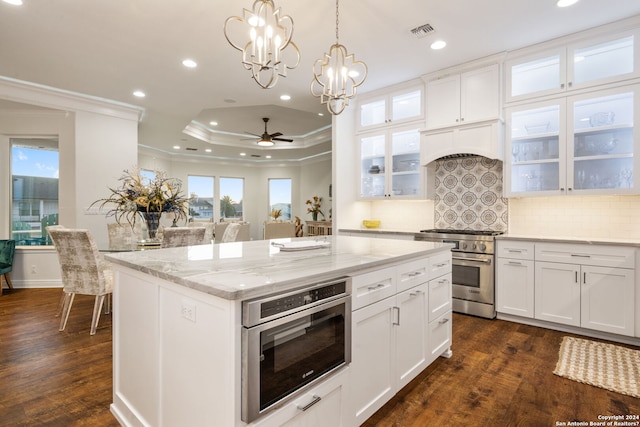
left=452, top=256, right=492, bottom=264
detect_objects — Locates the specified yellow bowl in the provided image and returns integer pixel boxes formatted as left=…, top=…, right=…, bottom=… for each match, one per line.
left=362, top=220, right=381, bottom=229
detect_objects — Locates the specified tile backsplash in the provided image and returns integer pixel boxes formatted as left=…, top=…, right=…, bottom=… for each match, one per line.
left=433, top=156, right=508, bottom=231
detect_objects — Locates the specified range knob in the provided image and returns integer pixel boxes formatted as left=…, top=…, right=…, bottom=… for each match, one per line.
left=479, top=243, right=487, bottom=252
left=471, top=244, right=477, bottom=250
left=461, top=243, right=468, bottom=250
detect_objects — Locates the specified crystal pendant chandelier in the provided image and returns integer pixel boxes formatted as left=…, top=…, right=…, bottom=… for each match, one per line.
left=224, top=0, right=300, bottom=89
left=311, top=0, right=367, bottom=115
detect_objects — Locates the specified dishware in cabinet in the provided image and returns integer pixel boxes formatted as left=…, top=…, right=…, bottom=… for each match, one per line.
left=505, top=85, right=640, bottom=197
left=506, top=29, right=639, bottom=102
left=359, top=125, right=424, bottom=199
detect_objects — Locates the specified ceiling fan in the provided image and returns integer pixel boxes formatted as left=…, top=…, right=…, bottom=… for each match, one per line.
left=246, top=118, right=294, bottom=147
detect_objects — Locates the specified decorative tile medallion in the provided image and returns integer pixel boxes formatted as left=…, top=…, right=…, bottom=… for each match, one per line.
left=434, top=156, right=508, bottom=231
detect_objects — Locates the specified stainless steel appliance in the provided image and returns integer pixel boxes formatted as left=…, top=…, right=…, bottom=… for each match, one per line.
left=241, top=278, right=352, bottom=423
left=415, top=229, right=503, bottom=319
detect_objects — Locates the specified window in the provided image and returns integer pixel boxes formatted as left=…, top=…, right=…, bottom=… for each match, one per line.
left=11, top=139, right=59, bottom=246
left=220, top=177, right=244, bottom=219
left=188, top=176, right=214, bottom=220
left=268, top=178, right=292, bottom=220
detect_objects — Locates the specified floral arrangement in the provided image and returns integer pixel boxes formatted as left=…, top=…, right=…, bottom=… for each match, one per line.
left=270, top=208, right=282, bottom=220
left=92, top=167, right=191, bottom=225
left=305, top=196, right=324, bottom=220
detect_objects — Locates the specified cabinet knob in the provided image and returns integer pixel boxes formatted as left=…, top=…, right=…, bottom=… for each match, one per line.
left=561, top=83, right=565, bottom=89
left=560, top=188, right=564, bottom=191
left=568, top=188, right=572, bottom=191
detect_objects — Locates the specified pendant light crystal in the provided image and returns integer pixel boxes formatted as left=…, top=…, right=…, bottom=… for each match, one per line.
left=311, top=0, right=367, bottom=115
left=224, top=0, right=300, bottom=89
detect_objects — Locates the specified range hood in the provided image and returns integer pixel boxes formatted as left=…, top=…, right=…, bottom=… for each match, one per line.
left=421, top=120, right=504, bottom=165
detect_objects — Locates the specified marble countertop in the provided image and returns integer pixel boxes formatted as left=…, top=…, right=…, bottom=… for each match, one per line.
left=497, top=234, right=640, bottom=247
left=339, top=228, right=417, bottom=236
left=105, top=235, right=451, bottom=301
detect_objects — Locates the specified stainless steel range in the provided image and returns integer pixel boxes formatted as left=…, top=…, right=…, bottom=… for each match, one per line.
left=415, top=229, right=504, bottom=319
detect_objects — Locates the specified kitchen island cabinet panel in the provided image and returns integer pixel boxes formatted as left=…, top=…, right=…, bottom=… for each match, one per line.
left=535, top=261, right=581, bottom=327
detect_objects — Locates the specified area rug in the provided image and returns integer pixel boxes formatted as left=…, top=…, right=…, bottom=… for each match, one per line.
left=553, top=336, right=640, bottom=398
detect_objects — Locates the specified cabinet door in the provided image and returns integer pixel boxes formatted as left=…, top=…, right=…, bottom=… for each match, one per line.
left=390, top=127, right=423, bottom=198
left=581, top=266, right=635, bottom=336
left=505, top=100, right=566, bottom=197
left=358, top=96, right=387, bottom=129
left=460, top=64, right=500, bottom=124
left=568, top=86, right=639, bottom=194
left=350, top=297, right=396, bottom=425
left=496, top=258, right=535, bottom=318
left=506, top=48, right=565, bottom=101
left=428, top=311, right=452, bottom=364
left=428, top=273, right=452, bottom=322
left=426, top=74, right=460, bottom=128
left=535, top=261, right=580, bottom=326
left=395, top=284, right=428, bottom=389
left=359, top=132, right=387, bottom=198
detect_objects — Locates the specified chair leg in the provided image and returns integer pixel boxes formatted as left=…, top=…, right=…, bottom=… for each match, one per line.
left=56, top=291, right=66, bottom=317
left=4, top=273, right=13, bottom=289
left=104, top=293, right=111, bottom=315
left=91, top=295, right=106, bottom=335
left=58, top=293, right=75, bottom=332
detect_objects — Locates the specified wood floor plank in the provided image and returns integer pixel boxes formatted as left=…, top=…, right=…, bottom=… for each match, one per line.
left=1, top=289, right=639, bottom=426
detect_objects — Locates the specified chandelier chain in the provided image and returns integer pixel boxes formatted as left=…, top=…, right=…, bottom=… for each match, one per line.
left=335, top=0, right=340, bottom=42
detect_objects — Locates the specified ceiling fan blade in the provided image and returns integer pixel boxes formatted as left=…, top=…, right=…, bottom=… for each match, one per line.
left=272, top=137, right=294, bottom=142
left=244, top=132, right=261, bottom=137
left=269, top=132, right=283, bottom=138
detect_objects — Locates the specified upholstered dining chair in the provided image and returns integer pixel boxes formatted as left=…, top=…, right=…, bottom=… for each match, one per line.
left=221, top=222, right=251, bottom=242
left=161, top=227, right=206, bottom=248
left=107, top=222, right=143, bottom=249
left=0, top=240, right=16, bottom=296
left=188, top=221, right=215, bottom=244
left=263, top=221, right=296, bottom=239
left=48, top=228, right=113, bottom=335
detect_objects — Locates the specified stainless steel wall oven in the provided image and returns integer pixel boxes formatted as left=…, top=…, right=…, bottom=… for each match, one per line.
left=241, top=278, right=352, bottom=423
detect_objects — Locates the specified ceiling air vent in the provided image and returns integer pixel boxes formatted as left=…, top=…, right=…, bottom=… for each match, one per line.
left=410, top=23, right=435, bottom=39
left=251, top=154, right=261, bottom=158
left=186, top=147, right=197, bottom=151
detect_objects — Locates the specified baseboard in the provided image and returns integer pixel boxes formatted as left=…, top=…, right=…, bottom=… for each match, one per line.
left=7, top=280, right=63, bottom=289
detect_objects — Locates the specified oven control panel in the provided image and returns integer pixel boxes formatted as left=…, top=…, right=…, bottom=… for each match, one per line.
left=242, top=278, right=351, bottom=327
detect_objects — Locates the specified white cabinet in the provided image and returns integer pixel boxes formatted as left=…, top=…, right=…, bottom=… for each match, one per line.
left=506, top=29, right=639, bottom=102
left=357, top=82, right=424, bottom=131
left=421, top=120, right=504, bottom=164
left=496, top=241, right=535, bottom=318
left=349, top=254, right=452, bottom=426
left=251, top=368, right=349, bottom=427
left=534, top=244, right=635, bottom=336
left=426, top=64, right=500, bottom=129
left=359, top=124, right=424, bottom=199
left=505, top=85, right=640, bottom=197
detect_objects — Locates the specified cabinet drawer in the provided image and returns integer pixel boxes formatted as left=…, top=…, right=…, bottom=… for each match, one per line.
left=428, top=251, right=452, bottom=279
left=397, top=258, right=429, bottom=292
left=351, top=267, right=397, bottom=311
left=428, top=273, right=452, bottom=322
left=535, top=243, right=635, bottom=268
left=497, top=240, right=535, bottom=260
left=428, top=311, right=452, bottom=361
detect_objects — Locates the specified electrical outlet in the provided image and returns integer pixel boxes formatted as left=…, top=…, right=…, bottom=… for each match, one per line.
left=181, top=302, right=196, bottom=323
left=31, top=265, right=37, bottom=274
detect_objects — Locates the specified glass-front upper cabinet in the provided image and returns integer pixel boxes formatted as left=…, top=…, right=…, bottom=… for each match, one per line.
left=505, top=85, right=639, bottom=197
left=359, top=126, right=422, bottom=199
left=506, top=102, right=564, bottom=196
left=357, top=82, right=424, bottom=131
left=569, top=87, right=638, bottom=193
left=506, top=30, right=639, bottom=102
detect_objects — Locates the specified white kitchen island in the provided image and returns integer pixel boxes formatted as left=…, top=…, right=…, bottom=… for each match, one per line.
left=105, top=235, right=452, bottom=427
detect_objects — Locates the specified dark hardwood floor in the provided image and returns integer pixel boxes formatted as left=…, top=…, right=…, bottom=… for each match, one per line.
left=1, top=288, right=638, bottom=426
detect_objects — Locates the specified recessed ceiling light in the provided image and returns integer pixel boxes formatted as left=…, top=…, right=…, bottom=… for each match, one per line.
left=205, top=148, right=212, bottom=153
left=240, top=152, right=247, bottom=156
left=209, top=121, right=218, bottom=126
left=280, top=94, right=291, bottom=101
left=318, top=113, right=324, bottom=116
left=557, top=0, right=579, bottom=7
left=133, top=90, right=146, bottom=98
left=265, top=155, right=272, bottom=159
left=182, top=59, right=197, bottom=68
left=3, top=0, right=23, bottom=5
left=173, top=145, right=180, bottom=150
left=430, top=40, right=447, bottom=50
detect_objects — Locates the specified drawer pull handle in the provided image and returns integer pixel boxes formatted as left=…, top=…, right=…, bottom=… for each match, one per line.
left=298, top=395, right=321, bottom=412
left=438, top=279, right=449, bottom=284
left=507, top=249, right=523, bottom=253
left=409, top=290, right=423, bottom=297
left=439, top=318, right=450, bottom=325
left=434, top=262, right=448, bottom=267
left=407, top=271, right=422, bottom=278
left=367, top=283, right=386, bottom=291
left=392, top=306, right=400, bottom=325
left=571, top=254, right=591, bottom=258
left=507, top=261, right=522, bottom=266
